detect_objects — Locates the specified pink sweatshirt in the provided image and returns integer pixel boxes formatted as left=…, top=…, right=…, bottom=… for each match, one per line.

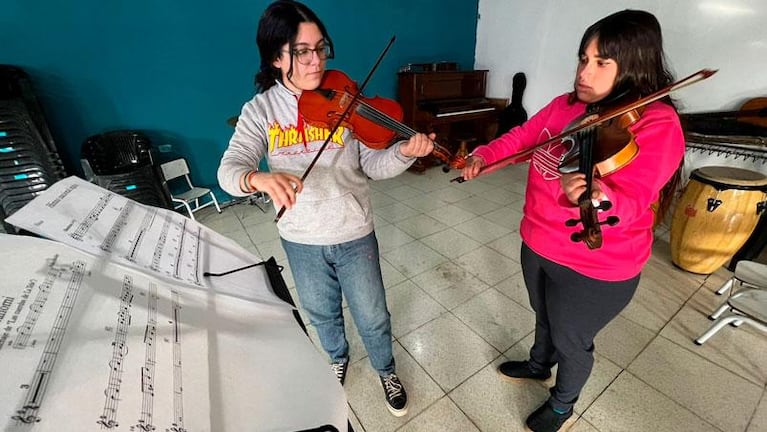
left=472, top=94, right=684, bottom=281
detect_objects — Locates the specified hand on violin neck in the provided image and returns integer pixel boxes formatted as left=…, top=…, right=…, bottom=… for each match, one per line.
left=399, top=132, right=436, bottom=158
left=246, top=171, right=303, bottom=210
left=560, top=172, right=605, bottom=205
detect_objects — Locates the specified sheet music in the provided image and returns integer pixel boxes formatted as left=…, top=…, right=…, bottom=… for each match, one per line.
left=5, top=177, right=288, bottom=309
left=0, top=234, right=347, bottom=432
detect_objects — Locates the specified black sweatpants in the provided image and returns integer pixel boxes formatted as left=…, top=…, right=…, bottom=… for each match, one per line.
left=521, top=242, right=639, bottom=412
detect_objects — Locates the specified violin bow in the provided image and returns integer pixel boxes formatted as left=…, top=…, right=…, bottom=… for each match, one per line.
left=451, top=68, right=718, bottom=183
left=274, top=35, right=397, bottom=222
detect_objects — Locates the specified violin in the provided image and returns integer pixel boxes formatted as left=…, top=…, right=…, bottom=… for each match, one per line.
left=298, top=69, right=453, bottom=164
left=562, top=106, right=632, bottom=249
left=451, top=69, right=717, bottom=182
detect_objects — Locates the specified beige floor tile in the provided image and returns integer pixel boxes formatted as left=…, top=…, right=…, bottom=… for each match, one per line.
left=568, top=418, right=600, bottom=432
left=453, top=216, right=512, bottom=244
left=400, top=194, right=449, bottom=213
left=410, top=262, right=491, bottom=310
left=376, top=201, right=422, bottom=224
left=594, top=315, right=655, bottom=368
left=449, top=358, right=550, bottom=432
left=425, top=203, right=476, bottom=226
left=452, top=288, right=535, bottom=353
left=376, top=223, right=416, bottom=254
left=398, top=396, right=480, bottom=432
left=401, top=170, right=450, bottom=190
left=453, top=194, right=504, bottom=216
left=486, top=231, right=523, bottom=262
left=583, top=372, right=720, bottom=432
left=349, top=406, right=366, bottom=432
left=386, top=280, right=447, bottom=338
left=399, top=314, right=500, bottom=391
left=454, top=246, right=520, bottom=286
left=384, top=184, right=425, bottom=201
left=628, top=337, right=762, bottom=432
left=419, top=228, right=482, bottom=260
left=748, top=391, right=767, bottom=432
left=659, top=290, right=767, bottom=386
left=382, top=241, right=448, bottom=278
left=452, top=177, right=499, bottom=196
left=346, top=342, right=444, bottom=432
left=243, top=219, right=280, bottom=243
left=380, top=258, right=407, bottom=289
left=394, top=214, right=449, bottom=240
left=478, top=187, right=524, bottom=207
left=620, top=270, right=696, bottom=333
left=371, top=190, right=399, bottom=208
left=483, top=207, right=523, bottom=232
left=254, top=237, right=287, bottom=262
left=429, top=185, right=475, bottom=204
left=493, top=271, right=532, bottom=311
left=370, top=176, right=406, bottom=192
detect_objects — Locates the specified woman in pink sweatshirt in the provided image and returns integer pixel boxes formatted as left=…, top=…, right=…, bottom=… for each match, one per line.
left=462, top=10, right=684, bottom=432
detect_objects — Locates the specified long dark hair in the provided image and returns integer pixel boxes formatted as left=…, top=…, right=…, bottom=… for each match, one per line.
left=254, top=0, right=334, bottom=92
left=571, top=9, right=675, bottom=108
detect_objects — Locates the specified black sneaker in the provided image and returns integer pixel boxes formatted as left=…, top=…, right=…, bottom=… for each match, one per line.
left=379, top=373, right=408, bottom=416
left=330, top=361, right=348, bottom=385
left=525, top=401, right=574, bottom=432
left=498, top=360, right=552, bottom=383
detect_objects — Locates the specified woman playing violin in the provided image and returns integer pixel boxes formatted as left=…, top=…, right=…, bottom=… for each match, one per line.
left=461, top=10, right=684, bottom=432
left=217, top=0, right=434, bottom=417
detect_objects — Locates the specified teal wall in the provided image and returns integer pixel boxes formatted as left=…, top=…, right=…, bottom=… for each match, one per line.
left=2, top=1, right=479, bottom=200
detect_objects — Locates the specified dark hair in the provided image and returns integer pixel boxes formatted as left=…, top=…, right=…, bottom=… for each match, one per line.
left=254, top=0, right=334, bottom=91
left=571, top=9, right=675, bottom=108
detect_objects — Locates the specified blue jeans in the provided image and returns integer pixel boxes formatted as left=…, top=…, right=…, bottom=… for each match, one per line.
left=281, top=231, right=395, bottom=376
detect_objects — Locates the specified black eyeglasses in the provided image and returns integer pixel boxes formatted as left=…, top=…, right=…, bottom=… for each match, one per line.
left=284, top=44, right=333, bottom=65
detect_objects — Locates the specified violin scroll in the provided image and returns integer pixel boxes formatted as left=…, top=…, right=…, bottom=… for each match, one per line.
left=566, top=198, right=619, bottom=249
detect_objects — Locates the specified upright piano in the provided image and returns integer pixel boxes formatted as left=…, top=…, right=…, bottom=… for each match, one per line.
left=398, top=69, right=498, bottom=170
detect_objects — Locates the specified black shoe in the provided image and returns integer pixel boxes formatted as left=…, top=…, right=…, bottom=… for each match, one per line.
left=498, top=360, right=552, bottom=382
left=380, top=373, right=408, bottom=416
left=525, top=401, right=573, bottom=432
left=330, top=361, right=348, bottom=385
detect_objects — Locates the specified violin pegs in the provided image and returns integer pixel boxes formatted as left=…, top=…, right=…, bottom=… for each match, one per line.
left=605, top=216, right=620, bottom=226
left=596, top=200, right=612, bottom=211
left=565, top=218, right=581, bottom=227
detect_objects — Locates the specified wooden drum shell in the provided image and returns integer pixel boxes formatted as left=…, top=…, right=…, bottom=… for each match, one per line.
left=670, top=166, right=767, bottom=274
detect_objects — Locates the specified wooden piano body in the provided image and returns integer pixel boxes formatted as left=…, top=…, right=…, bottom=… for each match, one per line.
left=397, top=70, right=499, bottom=170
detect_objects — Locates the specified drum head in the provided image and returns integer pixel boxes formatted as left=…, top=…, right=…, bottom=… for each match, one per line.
left=691, top=166, right=767, bottom=190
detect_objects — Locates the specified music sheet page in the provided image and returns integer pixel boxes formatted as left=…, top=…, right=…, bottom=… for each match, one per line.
left=1, top=178, right=348, bottom=432
left=5, top=176, right=288, bottom=309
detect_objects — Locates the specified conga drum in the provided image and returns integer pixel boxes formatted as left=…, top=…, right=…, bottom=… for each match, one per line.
left=670, top=166, right=767, bottom=274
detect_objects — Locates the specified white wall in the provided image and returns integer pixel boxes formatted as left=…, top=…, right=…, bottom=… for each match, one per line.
left=475, top=0, right=767, bottom=114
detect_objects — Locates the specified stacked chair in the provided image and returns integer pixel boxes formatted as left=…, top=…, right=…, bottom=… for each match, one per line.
left=0, top=65, right=67, bottom=233
left=81, top=130, right=172, bottom=209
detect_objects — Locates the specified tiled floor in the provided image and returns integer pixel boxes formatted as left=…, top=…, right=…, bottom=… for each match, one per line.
left=195, top=163, right=767, bottom=432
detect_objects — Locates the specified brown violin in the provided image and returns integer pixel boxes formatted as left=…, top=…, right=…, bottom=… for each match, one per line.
left=298, top=69, right=452, bottom=164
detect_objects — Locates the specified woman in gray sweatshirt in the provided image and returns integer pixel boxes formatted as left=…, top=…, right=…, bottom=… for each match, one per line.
left=217, top=0, right=435, bottom=418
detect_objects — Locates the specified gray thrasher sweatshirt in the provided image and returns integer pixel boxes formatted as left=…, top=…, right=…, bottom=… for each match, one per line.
left=217, top=80, right=416, bottom=245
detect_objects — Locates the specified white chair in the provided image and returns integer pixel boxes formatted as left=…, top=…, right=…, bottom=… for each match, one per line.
left=694, top=260, right=767, bottom=345
left=160, top=158, right=221, bottom=220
